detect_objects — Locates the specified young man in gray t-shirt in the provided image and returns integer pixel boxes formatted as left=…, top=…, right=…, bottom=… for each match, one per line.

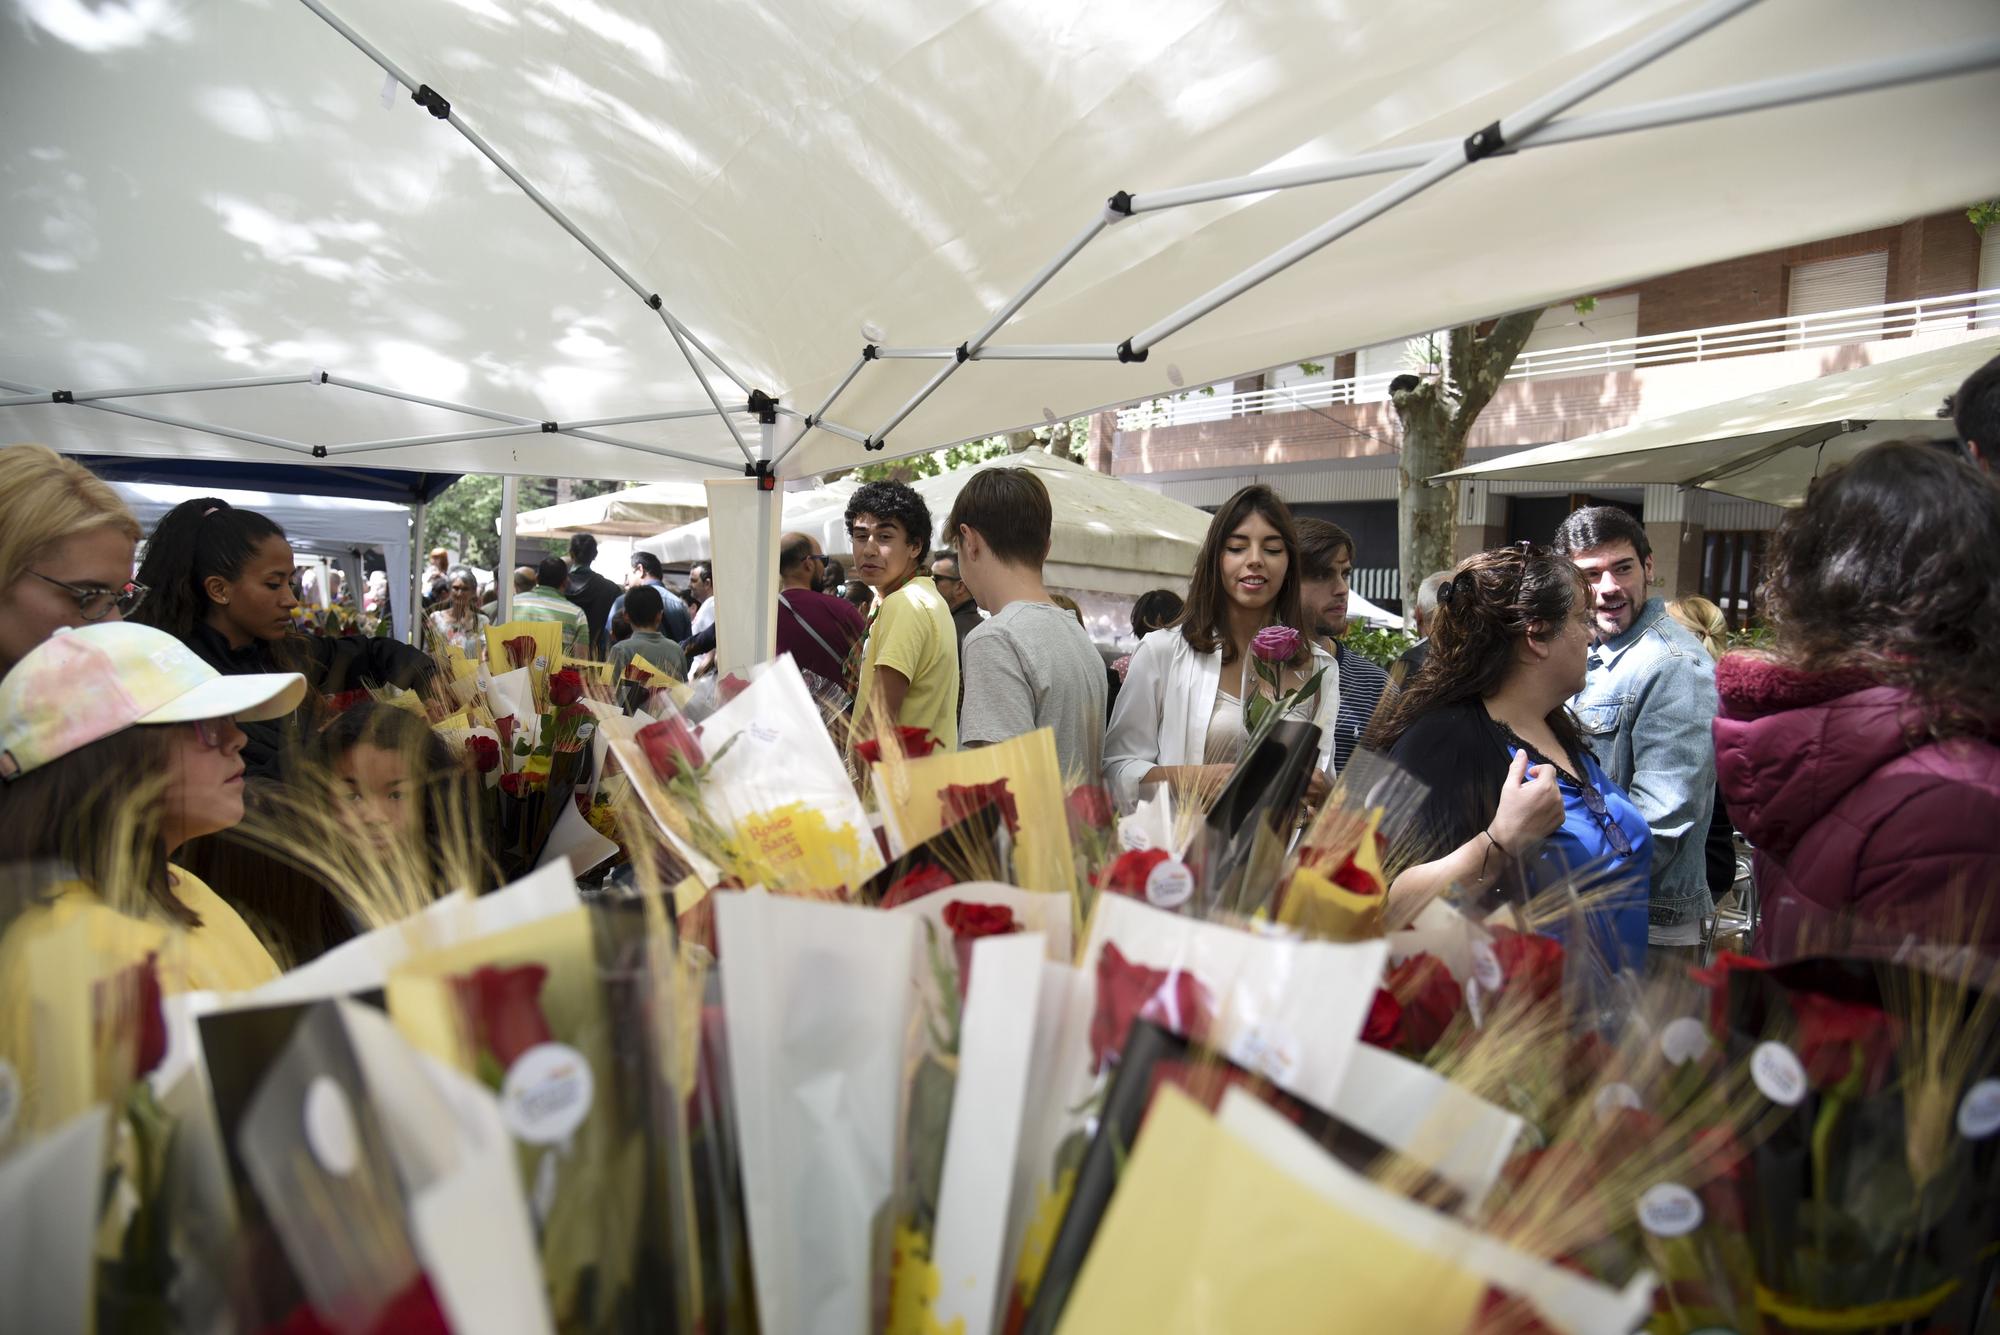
left=945, top=467, right=1108, bottom=783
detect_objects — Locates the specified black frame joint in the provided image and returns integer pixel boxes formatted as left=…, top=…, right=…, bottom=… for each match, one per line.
left=50, top=389, right=73, bottom=404
left=744, top=459, right=778, bottom=491
left=540, top=421, right=558, bottom=433
left=955, top=342, right=971, bottom=364
left=647, top=294, right=663, bottom=310
left=747, top=389, right=779, bottom=425
left=1116, top=339, right=1148, bottom=364
left=864, top=436, right=885, bottom=452
left=1106, top=190, right=1134, bottom=217
left=1463, top=120, right=1505, bottom=161
left=311, top=445, right=329, bottom=459
left=411, top=85, right=451, bottom=120
left=860, top=343, right=879, bottom=361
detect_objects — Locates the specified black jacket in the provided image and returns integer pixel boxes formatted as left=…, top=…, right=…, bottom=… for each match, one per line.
left=564, top=568, right=622, bottom=657
left=186, top=623, right=437, bottom=780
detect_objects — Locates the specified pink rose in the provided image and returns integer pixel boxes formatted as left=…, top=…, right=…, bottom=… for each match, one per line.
left=1250, top=625, right=1301, bottom=663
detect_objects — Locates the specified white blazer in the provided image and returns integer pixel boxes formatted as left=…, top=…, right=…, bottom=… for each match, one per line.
left=1102, top=628, right=1341, bottom=809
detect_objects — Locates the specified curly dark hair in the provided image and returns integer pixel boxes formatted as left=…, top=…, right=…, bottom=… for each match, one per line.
left=1367, top=543, right=1587, bottom=760
left=1761, top=440, right=2000, bottom=736
left=844, top=480, right=935, bottom=561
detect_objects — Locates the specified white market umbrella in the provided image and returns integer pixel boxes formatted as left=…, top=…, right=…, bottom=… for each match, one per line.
left=1348, top=593, right=1403, bottom=630
left=512, top=481, right=710, bottom=539
left=638, top=480, right=859, bottom=566
left=1437, top=333, right=1997, bottom=505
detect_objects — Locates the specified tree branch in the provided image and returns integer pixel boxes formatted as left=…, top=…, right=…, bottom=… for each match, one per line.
left=1450, top=309, right=1541, bottom=437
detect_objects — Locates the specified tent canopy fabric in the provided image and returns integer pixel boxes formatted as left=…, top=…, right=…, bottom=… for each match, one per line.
left=512, top=482, right=711, bottom=539
left=1437, top=334, right=1998, bottom=505
left=113, top=482, right=418, bottom=638
left=3, top=0, right=1995, bottom=486
left=78, top=457, right=460, bottom=505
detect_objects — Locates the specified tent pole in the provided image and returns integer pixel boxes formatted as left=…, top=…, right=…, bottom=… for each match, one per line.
left=321, top=424, right=546, bottom=455
left=292, top=0, right=755, bottom=398
left=865, top=361, right=961, bottom=449
left=410, top=500, right=428, bottom=646
left=872, top=344, right=1122, bottom=361
left=804, top=354, right=870, bottom=430
left=1125, top=40, right=2000, bottom=214
left=1122, top=0, right=1763, bottom=356
left=0, top=373, right=312, bottom=409
left=560, top=428, right=744, bottom=472
left=658, top=314, right=757, bottom=465
left=498, top=475, right=519, bottom=623
left=62, top=399, right=321, bottom=456
left=963, top=215, right=1111, bottom=354
left=561, top=407, right=747, bottom=429
left=322, top=375, right=540, bottom=425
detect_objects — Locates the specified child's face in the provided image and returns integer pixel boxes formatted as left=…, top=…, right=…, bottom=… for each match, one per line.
left=335, top=742, right=423, bottom=849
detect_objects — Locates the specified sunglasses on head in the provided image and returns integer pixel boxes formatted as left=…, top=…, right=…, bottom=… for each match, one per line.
left=31, top=571, right=148, bottom=621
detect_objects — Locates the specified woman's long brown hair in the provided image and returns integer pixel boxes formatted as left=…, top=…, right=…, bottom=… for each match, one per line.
left=1366, top=544, right=1587, bottom=763
left=0, top=725, right=197, bottom=927
left=1179, top=485, right=1309, bottom=669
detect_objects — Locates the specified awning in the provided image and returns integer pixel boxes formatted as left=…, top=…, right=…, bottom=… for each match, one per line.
left=1436, top=334, right=1996, bottom=505
left=511, top=482, right=711, bottom=540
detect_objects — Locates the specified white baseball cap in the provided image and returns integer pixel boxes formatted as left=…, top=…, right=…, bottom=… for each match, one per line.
left=0, top=622, right=306, bottom=780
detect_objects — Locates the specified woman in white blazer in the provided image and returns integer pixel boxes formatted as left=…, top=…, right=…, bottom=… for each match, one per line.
left=1103, top=485, right=1340, bottom=810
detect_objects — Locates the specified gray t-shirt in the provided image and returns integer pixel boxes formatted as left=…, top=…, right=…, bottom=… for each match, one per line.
left=959, top=600, right=1108, bottom=783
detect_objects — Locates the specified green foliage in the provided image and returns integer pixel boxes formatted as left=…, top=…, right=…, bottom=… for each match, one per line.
left=1726, top=622, right=1774, bottom=652
left=1573, top=294, right=1599, bottom=316
left=850, top=418, right=1093, bottom=483
left=420, top=475, right=626, bottom=567
left=1968, top=201, right=2000, bottom=235
left=1296, top=361, right=1325, bottom=378
left=1340, top=622, right=1417, bottom=669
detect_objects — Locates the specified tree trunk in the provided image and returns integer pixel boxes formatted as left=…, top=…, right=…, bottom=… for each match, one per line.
left=1392, top=311, right=1541, bottom=609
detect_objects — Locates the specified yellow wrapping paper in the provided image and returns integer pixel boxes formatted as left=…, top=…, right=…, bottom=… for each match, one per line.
left=432, top=709, right=470, bottom=733
left=629, top=653, right=679, bottom=686
left=873, top=727, right=1077, bottom=897
left=1056, top=1087, right=1483, bottom=1335
left=484, top=621, right=565, bottom=672
left=564, top=657, right=613, bottom=685
left=1278, top=808, right=1388, bottom=942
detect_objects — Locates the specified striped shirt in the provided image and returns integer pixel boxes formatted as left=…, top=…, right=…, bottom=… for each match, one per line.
left=511, top=585, right=588, bottom=657
left=1330, top=642, right=1391, bottom=774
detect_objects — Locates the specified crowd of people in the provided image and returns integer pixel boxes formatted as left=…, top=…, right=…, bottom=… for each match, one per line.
left=0, top=353, right=1997, bottom=989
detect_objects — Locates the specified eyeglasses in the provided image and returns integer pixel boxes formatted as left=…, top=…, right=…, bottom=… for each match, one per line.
left=190, top=716, right=238, bottom=749
left=29, top=571, right=148, bottom=621
left=1576, top=779, right=1635, bottom=857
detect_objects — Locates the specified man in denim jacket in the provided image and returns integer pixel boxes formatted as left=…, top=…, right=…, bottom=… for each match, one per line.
left=1554, top=507, right=1719, bottom=953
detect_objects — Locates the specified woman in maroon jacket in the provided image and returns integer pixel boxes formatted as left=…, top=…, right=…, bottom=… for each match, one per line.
left=1714, top=442, right=2000, bottom=961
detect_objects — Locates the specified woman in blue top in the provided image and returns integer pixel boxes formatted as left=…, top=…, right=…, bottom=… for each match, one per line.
left=1364, top=543, right=1651, bottom=968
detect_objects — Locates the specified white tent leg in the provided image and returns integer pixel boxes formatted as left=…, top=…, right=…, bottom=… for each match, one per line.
left=708, top=417, right=785, bottom=673
left=498, top=475, right=519, bottom=623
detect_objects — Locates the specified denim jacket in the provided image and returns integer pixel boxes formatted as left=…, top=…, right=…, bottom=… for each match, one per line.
left=1570, top=597, right=1719, bottom=931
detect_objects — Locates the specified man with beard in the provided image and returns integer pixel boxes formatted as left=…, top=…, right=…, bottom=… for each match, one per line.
left=1296, top=518, right=1388, bottom=775
left=1554, top=506, right=1717, bottom=956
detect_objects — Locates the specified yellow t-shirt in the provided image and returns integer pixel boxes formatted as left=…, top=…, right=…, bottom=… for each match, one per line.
left=0, top=867, right=280, bottom=998
left=856, top=576, right=961, bottom=751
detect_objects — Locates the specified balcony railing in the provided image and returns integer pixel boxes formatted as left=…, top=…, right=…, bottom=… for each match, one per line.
left=1116, top=287, right=2000, bottom=431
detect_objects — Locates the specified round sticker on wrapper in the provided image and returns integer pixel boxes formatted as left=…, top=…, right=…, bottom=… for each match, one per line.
left=1959, top=1079, right=2000, bottom=1140
left=502, top=1043, right=595, bottom=1145
left=1144, top=859, right=1195, bottom=910
left=1636, top=1182, right=1704, bottom=1238
left=1594, top=1082, right=1643, bottom=1122
left=1751, top=1041, right=1808, bottom=1107
left=1660, top=1017, right=1711, bottom=1066
left=0, top=1059, right=19, bottom=1145
left=1470, top=941, right=1503, bottom=993
left=303, top=1076, right=359, bottom=1177
left=1118, top=821, right=1153, bottom=853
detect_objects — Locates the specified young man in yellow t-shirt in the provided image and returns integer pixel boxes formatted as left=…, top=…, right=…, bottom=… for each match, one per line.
left=846, top=480, right=960, bottom=750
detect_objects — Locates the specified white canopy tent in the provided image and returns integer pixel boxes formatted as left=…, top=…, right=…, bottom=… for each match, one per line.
left=640, top=481, right=859, bottom=567
left=113, top=482, right=417, bottom=639
left=5, top=0, right=1997, bottom=663
left=1437, top=333, right=1998, bottom=505
left=511, top=482, right=710, bottom=540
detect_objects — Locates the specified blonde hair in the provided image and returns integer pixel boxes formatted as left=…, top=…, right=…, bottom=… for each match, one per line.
left=0, top=445, right=141, bottom=590
left=1665, top=594, right=1728, bottom=659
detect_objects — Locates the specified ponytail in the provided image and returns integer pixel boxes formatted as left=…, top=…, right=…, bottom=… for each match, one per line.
left=131, top=498, right=287, bottom=643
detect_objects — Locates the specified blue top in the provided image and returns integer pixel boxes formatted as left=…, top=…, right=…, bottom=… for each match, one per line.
left=1509, top=741, right=1654, bottom=970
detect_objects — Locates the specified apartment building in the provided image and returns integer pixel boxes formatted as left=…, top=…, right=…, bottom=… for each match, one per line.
left=1095, top=210, right=1998, bottom=622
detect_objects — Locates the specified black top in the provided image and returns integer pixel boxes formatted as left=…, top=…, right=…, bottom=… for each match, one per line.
left=1383, top=698, right=1514, bottom=865
left=564, top=567, right=622, bottom=657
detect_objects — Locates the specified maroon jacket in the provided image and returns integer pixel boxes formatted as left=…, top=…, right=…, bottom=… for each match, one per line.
left=1713, top=654, right=2000, bottom=961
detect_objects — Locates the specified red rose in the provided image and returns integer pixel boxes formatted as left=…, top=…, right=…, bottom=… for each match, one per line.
left=637, top=715, right=706, bottom=779
left=942, top=780, right=1020, bottom=835
left=325, top=688, right=371, bottom=714
left=855, top=726, right=939, bottom=764
left=1330, top=844, right=1384, bottom=897
left=1792, top=991, right=1898, bottom=1096
left=1690, top=950, right=1772, bottom=1029
left=494, top=714, right=517, bottom=748
left=942, top=901, right=1019, bottom=939
left=92, top=952, right=167, bottom=1080
left=1384, top=953, right=1462, bottom=1054
left=1088, top=941, right=1214, bottom=1073
left=467, top=735, right=501, bottom=774
left=450, top=963, right=554, bottom=1071
left=880, top=862, right=957, bottom=909
left=1065, top=785, right=1115, bottom=831
left=548, top=668, right=584, bottom=706
left=1361, top=987, right=1402, bottom=1048
left=498, top=771, right=530, bottom=798
left=504, top=635, right=538, bottom=669
left=1490, top=929, right=1565, bottom=1005
left=1095, top=847, right=1169, bottom=899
